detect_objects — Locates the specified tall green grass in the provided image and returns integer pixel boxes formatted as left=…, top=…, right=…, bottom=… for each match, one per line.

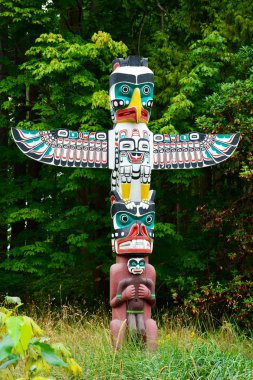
left=32, top=305, right=253, bottom=380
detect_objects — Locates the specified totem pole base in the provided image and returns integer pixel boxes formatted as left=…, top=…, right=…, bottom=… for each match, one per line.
left=110, top=318, right=157, bottom=352
left=110, top=248, right=158, bottom=348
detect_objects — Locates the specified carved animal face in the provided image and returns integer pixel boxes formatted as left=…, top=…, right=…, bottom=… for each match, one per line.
left=109, top=57, right=154, bottom=124
left=110, top=191, right=155, bottom=254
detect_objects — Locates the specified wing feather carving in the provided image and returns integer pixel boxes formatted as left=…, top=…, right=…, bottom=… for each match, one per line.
left=153, top=132, right=241, bottom=169
left=11, top=128, right=109, bottom=168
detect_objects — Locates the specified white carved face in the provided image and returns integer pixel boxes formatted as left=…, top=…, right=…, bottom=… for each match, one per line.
left=127, top=257, right=146, bottom=275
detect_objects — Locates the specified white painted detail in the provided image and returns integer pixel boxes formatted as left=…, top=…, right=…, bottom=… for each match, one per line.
left=108, top=129, right=115, bottom=169
left=119, top=240, right=151, bottom=250
left=189, top=132, right=200, bottom=140
left=96, top=132, right=107, bottom=140
left=154, top=134, right=163, bottom=142
left=58, top=129, right=68, bottom=137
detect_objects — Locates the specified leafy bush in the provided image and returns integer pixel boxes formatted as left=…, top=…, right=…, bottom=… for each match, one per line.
left=0, top=296, right=82, bottom=379
left=184, top=276, right=253, bottom=328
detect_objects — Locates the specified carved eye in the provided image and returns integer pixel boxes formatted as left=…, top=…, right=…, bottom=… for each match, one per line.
left=146, top=215, right=153, bottom=224
left=121, top=85, right=130, bottom=94
left=142, top=85, right=150, bottom=95
left=119, top=140, right=135, bottom=151
left=138, top=139, right=150, bottom=152
left=129, top=259, right=137, bottom=267
left=139, top=260, right=145, bottom=267
left=120, top=214, right=129, bottom=223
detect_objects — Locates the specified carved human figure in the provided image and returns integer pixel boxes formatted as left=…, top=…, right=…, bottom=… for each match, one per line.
left=116, top=258, right=155, bottom=333
left=110, top=256, right=157, bottom=351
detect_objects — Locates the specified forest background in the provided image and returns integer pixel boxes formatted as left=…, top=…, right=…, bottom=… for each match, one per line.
left=0, top=0, right=252, bottom=327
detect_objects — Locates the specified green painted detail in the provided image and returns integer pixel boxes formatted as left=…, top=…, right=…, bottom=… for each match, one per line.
left=114, top=83, right=154, bottom=105
left=116, top=211, right=155, bottom=229
left=151, top=293, right=156, bottom=298
left=127, top=310, right=144, bottom=314
left=116, top=294, right=122, bottom=299
left=128, top=258, right=145, bottom=269
left=112, top=82, right=154, bottom=120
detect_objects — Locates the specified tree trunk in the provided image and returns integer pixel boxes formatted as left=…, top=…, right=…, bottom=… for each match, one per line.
left=26, top=85, right=41, bottom=243
left=0, top=22, right=9, bottom=260
left=60, top=0, right=83, bottom=35
left=10, top=50, right=27, bottom=249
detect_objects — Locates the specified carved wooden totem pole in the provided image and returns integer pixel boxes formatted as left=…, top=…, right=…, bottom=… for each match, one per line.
left=12, top=55, right=240, bottom=351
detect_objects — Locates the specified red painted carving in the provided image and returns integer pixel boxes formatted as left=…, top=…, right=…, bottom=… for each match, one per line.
left=110, top=255, right=157, bottom=351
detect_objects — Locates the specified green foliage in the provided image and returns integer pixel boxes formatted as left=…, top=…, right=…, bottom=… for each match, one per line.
left=0, top=297, right=82, bottom=379
left=154, top=222, right=181, bottom=239
left=0, top=0, right=53, bottom=26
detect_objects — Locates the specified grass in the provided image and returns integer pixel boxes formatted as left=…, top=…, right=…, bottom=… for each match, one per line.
left=31, top=305, right=253, bottom=380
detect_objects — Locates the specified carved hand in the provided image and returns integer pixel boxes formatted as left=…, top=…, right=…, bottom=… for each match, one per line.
left=138, top=284, right=151, bottom=299
left=122, top=285, right=135, bottom=301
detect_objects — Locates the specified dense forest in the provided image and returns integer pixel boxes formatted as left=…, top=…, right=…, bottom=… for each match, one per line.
left=0, top=0, right=252, bottom=326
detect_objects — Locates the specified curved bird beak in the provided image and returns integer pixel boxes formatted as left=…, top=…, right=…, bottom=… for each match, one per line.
left=128, top=87, right=142, bottom=123
left=115, top=87, right=148, bottom=124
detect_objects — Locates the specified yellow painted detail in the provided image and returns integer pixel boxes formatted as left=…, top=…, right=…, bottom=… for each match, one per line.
left=141, top=184, right=150, bottom=201
left=128, top=88, right=142, bottom=123
left=121, top=183, right=131, bottom=200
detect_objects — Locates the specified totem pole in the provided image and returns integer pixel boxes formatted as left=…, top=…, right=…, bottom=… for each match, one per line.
left=12, top=55, right=240, bottom=351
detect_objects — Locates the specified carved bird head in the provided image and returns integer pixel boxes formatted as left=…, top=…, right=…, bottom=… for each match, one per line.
left=109, top=56, right=154, bottom=124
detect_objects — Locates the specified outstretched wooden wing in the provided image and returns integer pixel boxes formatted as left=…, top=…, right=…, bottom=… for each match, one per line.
left=153, top=132, right=241, bottom=169
left=11, top=128, right=109, bottom=168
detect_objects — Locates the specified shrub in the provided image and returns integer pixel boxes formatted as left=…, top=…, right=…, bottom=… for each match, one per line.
left=0, top=296, right=82, bottom=379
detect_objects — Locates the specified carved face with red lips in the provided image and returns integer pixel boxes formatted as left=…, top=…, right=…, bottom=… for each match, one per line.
left=127, top=258, right=146, bottom=275
left=119, top=137, right=150, bottom=165
left=110, top=191, right=155, bottom=255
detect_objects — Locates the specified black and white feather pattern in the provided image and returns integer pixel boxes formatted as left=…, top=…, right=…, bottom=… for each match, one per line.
left=11, top=128, right=108, bottom=168
left=153, top=132, right=241, bottom=169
